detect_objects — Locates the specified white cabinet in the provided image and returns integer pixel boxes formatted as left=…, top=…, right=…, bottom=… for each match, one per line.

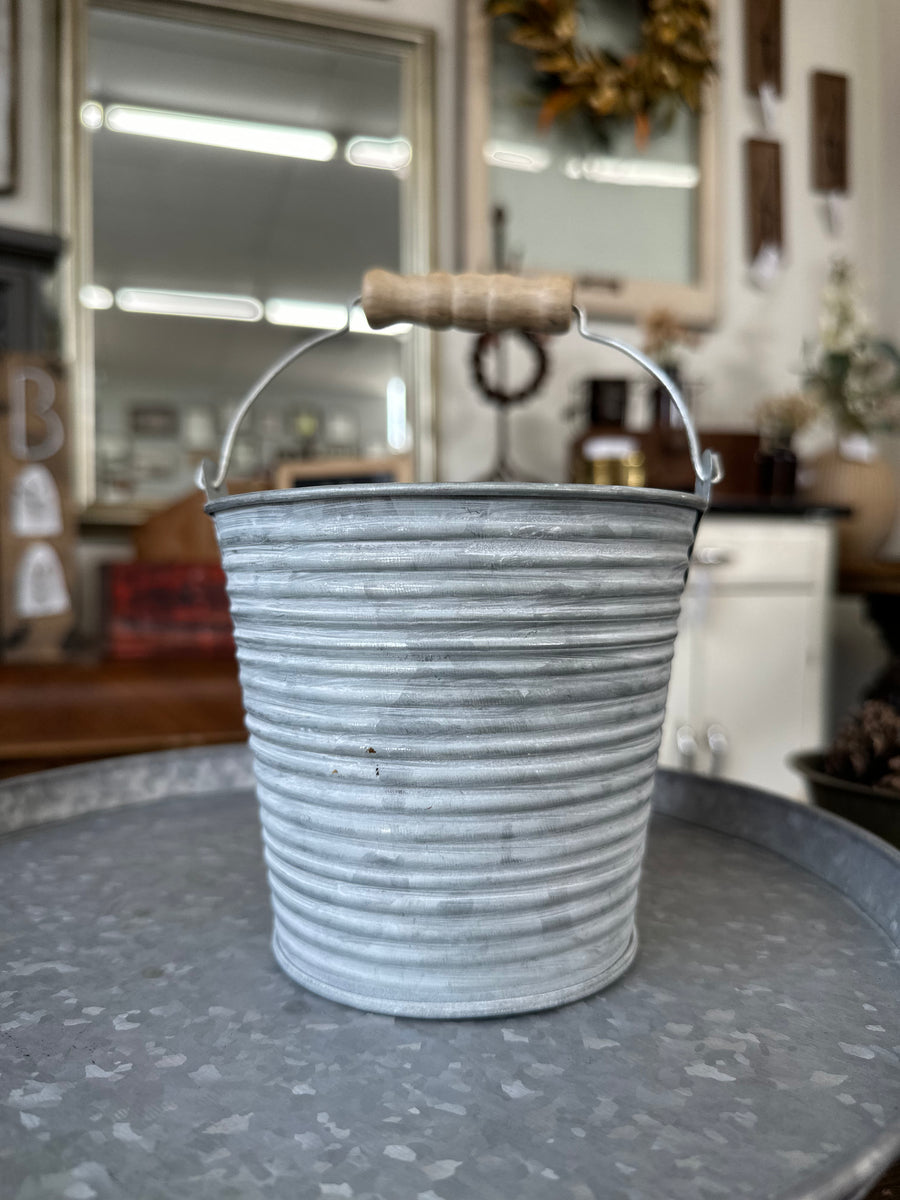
left=659, top=517, right=837, bottom=798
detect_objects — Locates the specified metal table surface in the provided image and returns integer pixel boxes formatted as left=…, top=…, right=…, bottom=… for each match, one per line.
left=0, top=747, right=898, bottom=1200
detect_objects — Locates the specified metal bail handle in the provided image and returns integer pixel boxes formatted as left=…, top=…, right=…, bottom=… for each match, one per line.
left=572, top=307, right=724, bottom=501
left=200, top=310, right=358, bottom=502
left=201, top=270, right=723, bottom=501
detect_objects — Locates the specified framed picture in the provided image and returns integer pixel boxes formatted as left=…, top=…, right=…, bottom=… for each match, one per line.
left=459, top=0, right=721, bottom=326
left=130, top=404, right=179, bottom=439
left=0, top=0, right=17, bottom=195
left=273, top=454, right=414, bottom=491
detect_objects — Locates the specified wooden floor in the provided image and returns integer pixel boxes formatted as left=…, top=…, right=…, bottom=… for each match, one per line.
left=867, top=1161, right=900, bottom=1199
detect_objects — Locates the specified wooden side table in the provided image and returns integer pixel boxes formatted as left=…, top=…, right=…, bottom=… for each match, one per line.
left=839, top=561, right=900, bottom=701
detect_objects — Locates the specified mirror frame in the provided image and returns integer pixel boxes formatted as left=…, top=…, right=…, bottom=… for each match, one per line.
left=459, top=0, right=719, bottom=326
left=59, top=0, right=437, bottom=520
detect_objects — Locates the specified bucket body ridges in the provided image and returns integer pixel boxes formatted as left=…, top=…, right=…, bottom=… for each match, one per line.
left=209, top=483, right=702, bottom=1018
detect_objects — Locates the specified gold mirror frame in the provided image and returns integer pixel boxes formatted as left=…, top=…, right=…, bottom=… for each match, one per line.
left=459, top=0, right=719, bottom=326
left=59, top=0, right=436, bottom=520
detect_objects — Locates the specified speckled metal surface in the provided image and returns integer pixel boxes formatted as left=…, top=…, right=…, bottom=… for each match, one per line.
left=0, top=744, right=254, bottom=835
left=208, top=484, right=703, bottom=1016
left=0, top=762, right=898, bottom=1200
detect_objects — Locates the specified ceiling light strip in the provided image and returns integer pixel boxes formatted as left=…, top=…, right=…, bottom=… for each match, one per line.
left=80, top=286, right=409, bottom=334
left=85, top=101, right=411, bottom=172
left=115, top=288, right=264, bottom=322
left=345, top=136, right=411, bottom=171
left=265, top=298, right=410, bottom=336
left=104, top=104, right=337, bottom=163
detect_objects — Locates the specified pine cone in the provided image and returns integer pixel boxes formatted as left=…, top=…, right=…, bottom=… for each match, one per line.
left=825, top=700, right=900, bottom=791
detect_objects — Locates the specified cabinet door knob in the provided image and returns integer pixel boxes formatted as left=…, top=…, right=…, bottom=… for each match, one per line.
left=695, top=547, right=733, bottom=567
left=707, top=723, right=729, bottom=775
left=675, top=724, right=698, bottom=771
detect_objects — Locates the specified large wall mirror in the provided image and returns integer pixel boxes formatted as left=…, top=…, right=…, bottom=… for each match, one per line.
left=461, top=0, right=718, bottom=325
left=61, top=0, right=435, bottom=517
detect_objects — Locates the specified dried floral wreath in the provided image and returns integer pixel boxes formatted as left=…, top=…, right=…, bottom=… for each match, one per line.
left=486, top=0, right=716, bottom=146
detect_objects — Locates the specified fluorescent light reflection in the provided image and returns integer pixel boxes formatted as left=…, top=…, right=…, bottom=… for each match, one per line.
left=486, top=138, right=700, bottom=189
left=265, top=298, right=410, bottom=337
left=87, top=97, right=411, bottom=171
left=345, top=136, right=411, bottom=171
left=84, top=285, right=408, bottom=332
left=484, top=140, right=551, bottom=173
left=116, top=288, right=264, bottom=321
left=79, top=284, right=114, bottom=310
left=386, top=376, right=408, bottom=451
left=265, top=299, right=346, bottom=330
left=80, top=101, right=104, bottom=130
left=104, top=104, right=337, bottom=162
left=564, top=156, right=700, bottom=189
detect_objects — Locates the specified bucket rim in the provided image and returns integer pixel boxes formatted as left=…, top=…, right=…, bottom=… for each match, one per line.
left=205, top=480, right=707, bottom=517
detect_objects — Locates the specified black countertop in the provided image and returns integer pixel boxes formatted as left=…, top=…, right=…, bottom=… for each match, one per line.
left=709, top=497, right=851, bottom=517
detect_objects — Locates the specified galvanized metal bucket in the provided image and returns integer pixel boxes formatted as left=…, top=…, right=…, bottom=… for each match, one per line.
left=200, top=271, right=722, bottom=1019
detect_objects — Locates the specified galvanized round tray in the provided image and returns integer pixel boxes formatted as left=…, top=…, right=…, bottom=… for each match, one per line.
left=0, top=748, right=897, bottom=1200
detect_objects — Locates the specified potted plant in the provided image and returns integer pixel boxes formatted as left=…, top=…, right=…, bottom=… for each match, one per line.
left=791, top=699, right=900, bottom=848
left=800, top=258, right=900, bottom=562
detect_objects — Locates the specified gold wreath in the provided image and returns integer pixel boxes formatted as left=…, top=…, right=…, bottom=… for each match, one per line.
left=486, top=0, right=715, bottom=146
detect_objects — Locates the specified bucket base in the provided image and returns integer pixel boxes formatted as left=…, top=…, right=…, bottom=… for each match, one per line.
left=271, top=927, right=639, bottom=1020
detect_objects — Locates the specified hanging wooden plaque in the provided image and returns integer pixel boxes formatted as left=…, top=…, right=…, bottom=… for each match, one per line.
left=0, top=355, right=77, bottom=661
left=812, top=71, right=849, bottom=193
left=745, top=0, right=782, bottom=95
left=746, top=138, right=784, bottom=258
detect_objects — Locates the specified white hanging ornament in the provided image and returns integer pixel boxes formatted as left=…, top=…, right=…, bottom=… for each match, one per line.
left=14, top=542, right=71, bottom=619
left=10, top=464, right=63, bottom=538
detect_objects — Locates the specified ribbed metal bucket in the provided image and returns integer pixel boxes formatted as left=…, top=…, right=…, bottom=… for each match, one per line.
left=206, top=481, right=705, bottom=1017
left=201, top=270, right=721, bottom=1018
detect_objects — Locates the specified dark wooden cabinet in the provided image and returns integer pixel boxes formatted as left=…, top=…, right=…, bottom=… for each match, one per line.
left=0, top=225, right=63, bottom=355
left=0, top=658, right=246, bottom=778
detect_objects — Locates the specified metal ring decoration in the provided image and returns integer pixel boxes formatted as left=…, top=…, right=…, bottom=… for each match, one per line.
left=470, top=329, right=548, bottom=407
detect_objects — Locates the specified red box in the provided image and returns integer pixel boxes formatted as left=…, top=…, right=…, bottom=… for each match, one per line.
left=104, top=563, right=235, bottom=660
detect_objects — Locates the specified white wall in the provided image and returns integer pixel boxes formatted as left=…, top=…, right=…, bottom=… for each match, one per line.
left=878, top=0, right=900, bottom=339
